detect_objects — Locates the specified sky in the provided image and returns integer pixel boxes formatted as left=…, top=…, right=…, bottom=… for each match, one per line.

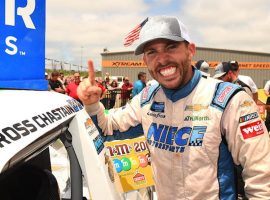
left=46, top=0, right=270, bottom=71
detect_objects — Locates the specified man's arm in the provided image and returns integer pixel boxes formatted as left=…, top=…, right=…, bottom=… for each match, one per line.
left=77, top=60, right=143, bottom=136
left=55, top=87, right=65, bottom=94
left=222, top=91, right=270, bottom=199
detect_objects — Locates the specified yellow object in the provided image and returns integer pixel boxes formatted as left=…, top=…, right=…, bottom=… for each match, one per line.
left=258, top=89, right=267, bottom=104
left=105, top=137, right=155, bottom=193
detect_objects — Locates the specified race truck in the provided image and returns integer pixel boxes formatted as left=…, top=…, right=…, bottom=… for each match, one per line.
left=0, top=90, right=122, bottom=200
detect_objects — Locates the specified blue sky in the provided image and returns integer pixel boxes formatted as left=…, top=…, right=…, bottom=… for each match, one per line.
left=46, top=0, right=270, bottom=71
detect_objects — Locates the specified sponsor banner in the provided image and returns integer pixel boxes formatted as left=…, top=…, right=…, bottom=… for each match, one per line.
left=105, top=137, right=155, bottom=193
left=103, top=60, right=270, bottom=69
left=192, top=61, right=270, bottom=69
left=0, top=0, right=47, bottom=90
left=102, top=60, right=147, bottom=68
left=240, top=120, right=264, bottom=139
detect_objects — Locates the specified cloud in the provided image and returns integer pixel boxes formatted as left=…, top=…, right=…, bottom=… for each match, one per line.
left=46, top=0, right=270, bottom=71
left=46, top=0, right=148, bottom=70
left=179, top=0, right=270, bottom=52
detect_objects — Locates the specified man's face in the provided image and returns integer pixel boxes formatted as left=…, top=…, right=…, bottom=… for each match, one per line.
left=220, top=71, right=236, bottom=83
left=143, top=39, right=195, bottom=89
left=124, top=78, right=130, bottom=85
left=141, top=74, right=147, bottom=83
left=74, top=73, right=80, bottom=83
left=51, top=74, right=59, bottom=81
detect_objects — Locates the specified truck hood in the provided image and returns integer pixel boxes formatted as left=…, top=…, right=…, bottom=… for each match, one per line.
left=0, top=90, right=83, bottom=173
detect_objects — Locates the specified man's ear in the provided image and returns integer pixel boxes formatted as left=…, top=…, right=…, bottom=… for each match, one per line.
left=188, top=43, right=196, bottom=59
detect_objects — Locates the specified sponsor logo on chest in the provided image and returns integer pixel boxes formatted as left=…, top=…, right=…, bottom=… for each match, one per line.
left=147, top=101, right=165, bottom=118
left=147, top=123, right=207, bottom=153
left=184, top=115, right=210, bottom=121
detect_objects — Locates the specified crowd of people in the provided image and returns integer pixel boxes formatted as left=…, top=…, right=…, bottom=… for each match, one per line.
left=47, top=59, right=268, bottom=120
left=195, top=59, right=270, bottom=132
left=46, top=70, right=148, bottom=109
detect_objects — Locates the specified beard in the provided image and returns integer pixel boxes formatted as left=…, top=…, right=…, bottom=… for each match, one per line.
left=148, top=56, right=192, bottom=89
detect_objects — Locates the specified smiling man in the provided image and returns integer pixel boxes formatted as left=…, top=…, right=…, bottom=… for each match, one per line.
left=77, top=16, right=270, bottom=200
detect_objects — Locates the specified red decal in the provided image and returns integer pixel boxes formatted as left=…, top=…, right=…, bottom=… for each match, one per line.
left=133, top=172, right=145, bottom=183
left=142, top=87, right=149, bottom=100
left=240, top=120, right=264, bottom=139
left=218, top=86, right=233, bottom=102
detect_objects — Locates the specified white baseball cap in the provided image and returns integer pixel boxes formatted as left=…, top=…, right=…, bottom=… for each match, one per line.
left=213, top=62, right=230, bottom=79
left=134, top=16, right=191, bottom=55
left=195, top=60, right=209, bottom=73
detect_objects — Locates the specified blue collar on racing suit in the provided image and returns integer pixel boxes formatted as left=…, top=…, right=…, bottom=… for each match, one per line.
left=161, top=67, right=202, bottom=102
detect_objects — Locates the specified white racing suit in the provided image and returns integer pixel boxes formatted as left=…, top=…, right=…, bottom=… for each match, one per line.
left=86, top=69, right=270, bottom=200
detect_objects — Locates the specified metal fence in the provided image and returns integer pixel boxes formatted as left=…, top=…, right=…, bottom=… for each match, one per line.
left=45, top=58, right=88, bottom=71
left=100, top=89, right=132, bottom=109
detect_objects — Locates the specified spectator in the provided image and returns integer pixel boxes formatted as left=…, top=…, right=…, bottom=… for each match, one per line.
left=66, top=72, right=81, bottom=103
left=45, top=72, right=51, bottom=91
left=58, top=72, right=66, bottom=90
left=108, top=80, right=119, bottom=109
left=132, top=72, right=147, bottom=97
left=121, top=77, right=133, bottom=106
left=104, top=72, right=110, bottom=81
left=95, top=78, right=107, bottom=108
left=264, top=80, right=270, bottom=132
left=77, top=16, right=270, bottom=199
left=105, top=77, right=111, bottom=88
left=213, top=61, right=252, bottom=97
left=195, top=60, right=210, bottom=76
left=101, top=80, right=110, bottom=109
left=64, top=76, right=73, bottom=87
left=239, top=74, right=259, bottom=103
left=221, top=61, right=258, bottom=103
left=49, top=71, right=65, bottom=94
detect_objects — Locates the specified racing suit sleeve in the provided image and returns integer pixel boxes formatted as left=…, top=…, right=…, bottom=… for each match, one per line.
left=84, top=94, right=142, bottom=136
left=221, top=91, right=270, bottom=199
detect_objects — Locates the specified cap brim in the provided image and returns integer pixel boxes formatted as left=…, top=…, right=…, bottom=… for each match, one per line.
left=134, top=36, right=186, bottom=55
left=213, top=72, right=226, bottom=79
